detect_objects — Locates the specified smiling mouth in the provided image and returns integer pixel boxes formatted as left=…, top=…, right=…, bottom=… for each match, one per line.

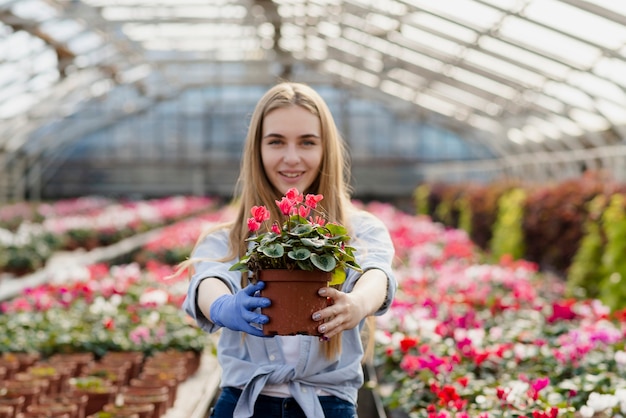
left=281, top=172, right=303, bottom=178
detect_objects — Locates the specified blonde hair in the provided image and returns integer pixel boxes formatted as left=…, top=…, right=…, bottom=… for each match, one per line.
left=186, top=82, right=359, bottom=359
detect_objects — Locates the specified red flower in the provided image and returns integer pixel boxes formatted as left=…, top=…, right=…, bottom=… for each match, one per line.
left=305, top=193, right=323, bottom=209
left=103, top=317, right=115, bottom=330
left=285, top=188, right=303, bottom=203
left=298, top=205, right=310, bottom=218
left=548, top=300, right=578, bottom=323
left=399, top=336, right=418, bottom=353
left=250, top=205, right=270, bottom=222
left=247, top=217, right=261, bottom=232
left=275, top=197, right=295, bottom=215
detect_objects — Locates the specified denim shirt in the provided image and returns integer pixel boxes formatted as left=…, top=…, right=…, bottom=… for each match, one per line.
left=183, top=210, right=397, bottom=418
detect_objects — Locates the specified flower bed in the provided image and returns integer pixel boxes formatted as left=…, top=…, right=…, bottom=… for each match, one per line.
left=364, top=203, right=626, bottom=417
left=0, top=261, right=206, bottom=355
left=3, top=197, right=626, bottom=417
left=0, top=196, right=218, bottom=276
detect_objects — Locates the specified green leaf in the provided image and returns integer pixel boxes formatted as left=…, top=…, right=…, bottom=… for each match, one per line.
left=311, top=253, right=336, bottom=272
left=301, top=237, right=326, bottom=248
left=229, top=262, right=249, bottom=272
left=288, top=247, right=311, bottom=261
left=329, top=268, right=346, bottom=286
left=261, top=243, right=284, bottom=258
left=325, top=223, right=348, bottom=236
left=292, top=224, right=314, bottom=235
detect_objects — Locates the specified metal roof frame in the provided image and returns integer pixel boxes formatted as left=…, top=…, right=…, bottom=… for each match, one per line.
left=1, top=0, right=626, bottom=199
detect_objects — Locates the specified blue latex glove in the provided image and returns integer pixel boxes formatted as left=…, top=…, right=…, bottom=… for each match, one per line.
left=209, top=281, right=271, bottom=337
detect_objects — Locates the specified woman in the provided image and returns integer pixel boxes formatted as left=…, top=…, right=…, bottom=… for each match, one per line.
left=182, top=82, right=396, bottom=418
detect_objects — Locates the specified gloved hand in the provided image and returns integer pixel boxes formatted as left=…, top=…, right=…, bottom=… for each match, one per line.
left=210, top=281, right=271, bottom=337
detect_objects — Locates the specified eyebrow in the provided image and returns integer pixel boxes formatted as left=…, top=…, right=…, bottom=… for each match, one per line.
left=262, top=132, right=321, bottom=139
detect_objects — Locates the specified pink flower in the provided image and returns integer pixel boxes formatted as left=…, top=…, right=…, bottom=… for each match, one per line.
left=305, top=193, right=323, bottom=209
left=271, top=223, right=281, bottom=234
left=275, top=197, right=295, bottom=215
left=130, top=326, right=151, bottom=344
left=297, top=205, right=310, bottom=218
left=247, top=217, right=261, bottom=232
left=527, top=376, right=550, bottom=400
left=285, top=188, right=303, bottom=203
left=250, top=205, right=270, bottom=223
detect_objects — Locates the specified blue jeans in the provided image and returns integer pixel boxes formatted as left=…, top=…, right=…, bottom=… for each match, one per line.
left=210, top=387, right=358, bottom=418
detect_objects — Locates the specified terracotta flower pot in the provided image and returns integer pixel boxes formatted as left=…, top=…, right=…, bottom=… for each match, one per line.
left=257, top=269, right=331, bottom=336
left=129, top=379, right=177, bottom=408
left=49, top=353, right=95, bottom=377
left=0, top=395, right=25, bottom=417
left=0, top=405, right=14, bottom=418
left=102, top=402, right=154, bottom=418
left=67, top=379, right=117, bottom=417
left=25, top=402, right=78, bottom=418
left=117, top=390, right=168, bottom=418
left=0, top=360, right=19, bottom=381
left=99, top=353, right=144, bottom=382
left=0, top=381, right=43, bottom=408
left=38, top=395, right=88, bottom=418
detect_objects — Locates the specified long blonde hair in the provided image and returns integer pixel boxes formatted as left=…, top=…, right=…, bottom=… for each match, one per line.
left=188, top=82, right=357, bottom=359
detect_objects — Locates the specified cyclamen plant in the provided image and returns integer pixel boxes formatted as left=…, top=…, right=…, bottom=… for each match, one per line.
left=229, top=188, right=361, bottom=286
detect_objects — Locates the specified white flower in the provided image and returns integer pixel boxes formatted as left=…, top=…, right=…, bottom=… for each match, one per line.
left=615, top=389, right=626, bottom=414
left=140, top=289, right=169, bottom=306
left=89, top=296, right=118, bottom=315
left=505, top=380, right=529, bottom=404
left=586, top=392, right=618, bottom=413
left=579, top=405, right=595, bottom=418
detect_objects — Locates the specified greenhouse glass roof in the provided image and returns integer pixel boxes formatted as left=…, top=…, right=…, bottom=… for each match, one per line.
left=1, top=0, right=626, bottom=164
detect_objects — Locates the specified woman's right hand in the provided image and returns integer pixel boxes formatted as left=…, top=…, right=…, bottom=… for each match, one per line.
left=209, top=281, right=271, bottom=337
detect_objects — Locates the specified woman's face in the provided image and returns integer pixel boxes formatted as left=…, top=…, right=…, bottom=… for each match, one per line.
left=261, top=105, right=323, bottom=195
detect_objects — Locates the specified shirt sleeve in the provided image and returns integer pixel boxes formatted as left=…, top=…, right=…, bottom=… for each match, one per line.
left=342, top=210, right=397, bottom=315
left=182, top=227, right=242, bottom=333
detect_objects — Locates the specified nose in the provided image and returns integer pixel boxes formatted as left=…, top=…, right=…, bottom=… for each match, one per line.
left=283, top=143, right=301, bottom=164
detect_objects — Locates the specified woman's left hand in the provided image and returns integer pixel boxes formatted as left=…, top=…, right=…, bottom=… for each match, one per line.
left=312, top=287, right=367, bottom=339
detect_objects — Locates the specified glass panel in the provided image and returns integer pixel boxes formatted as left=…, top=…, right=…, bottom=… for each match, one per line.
left=40, top=19, right=85, bottom=43
left=595, top=57, right=626, bottom=89
left=67, top=32, right=104, bottom=55
left=479, top=36, right=571, bottom=80
left=448, top=67, right=518, bottom=100
left=568, top=71, right=626, bottom=104
left=499, top=16, right=601, bottom=68
left=404, top=0, right=503, bottom=30
left=548, top=115, right=583, bottom=137
left=596, top=100, right=626, bottom=124
left=12, top=0, right=56, bottom=20
left=429, top=81, right=492, bottom=111
left=528, top=92, right=564, bottom=114
left=569, top=108, right=609, bottom=131
left=467, top=114, right=501, bottom=134
left=544, top=81, right=594, bottom=111
left=587, top=0, right=626, bottom=16
left=400, top=24, right=464, bottom=57
left=380, top=80, right=415, bottom=101
left=414, top=92, right=458, bottom=117
left=406, top=12, right=478, bottom=43
left=525, top=0, right=626, bottom=50
left=387, top=68, right=426, bottom=88
left=526, top=116, right=562, bottom=140
left=463, top=49, right=545, bottom=88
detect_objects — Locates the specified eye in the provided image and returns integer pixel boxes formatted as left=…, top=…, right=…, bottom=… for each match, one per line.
left=301, top=136, right=320, bottom=146
left=264, top=136, right=284, bottom=146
